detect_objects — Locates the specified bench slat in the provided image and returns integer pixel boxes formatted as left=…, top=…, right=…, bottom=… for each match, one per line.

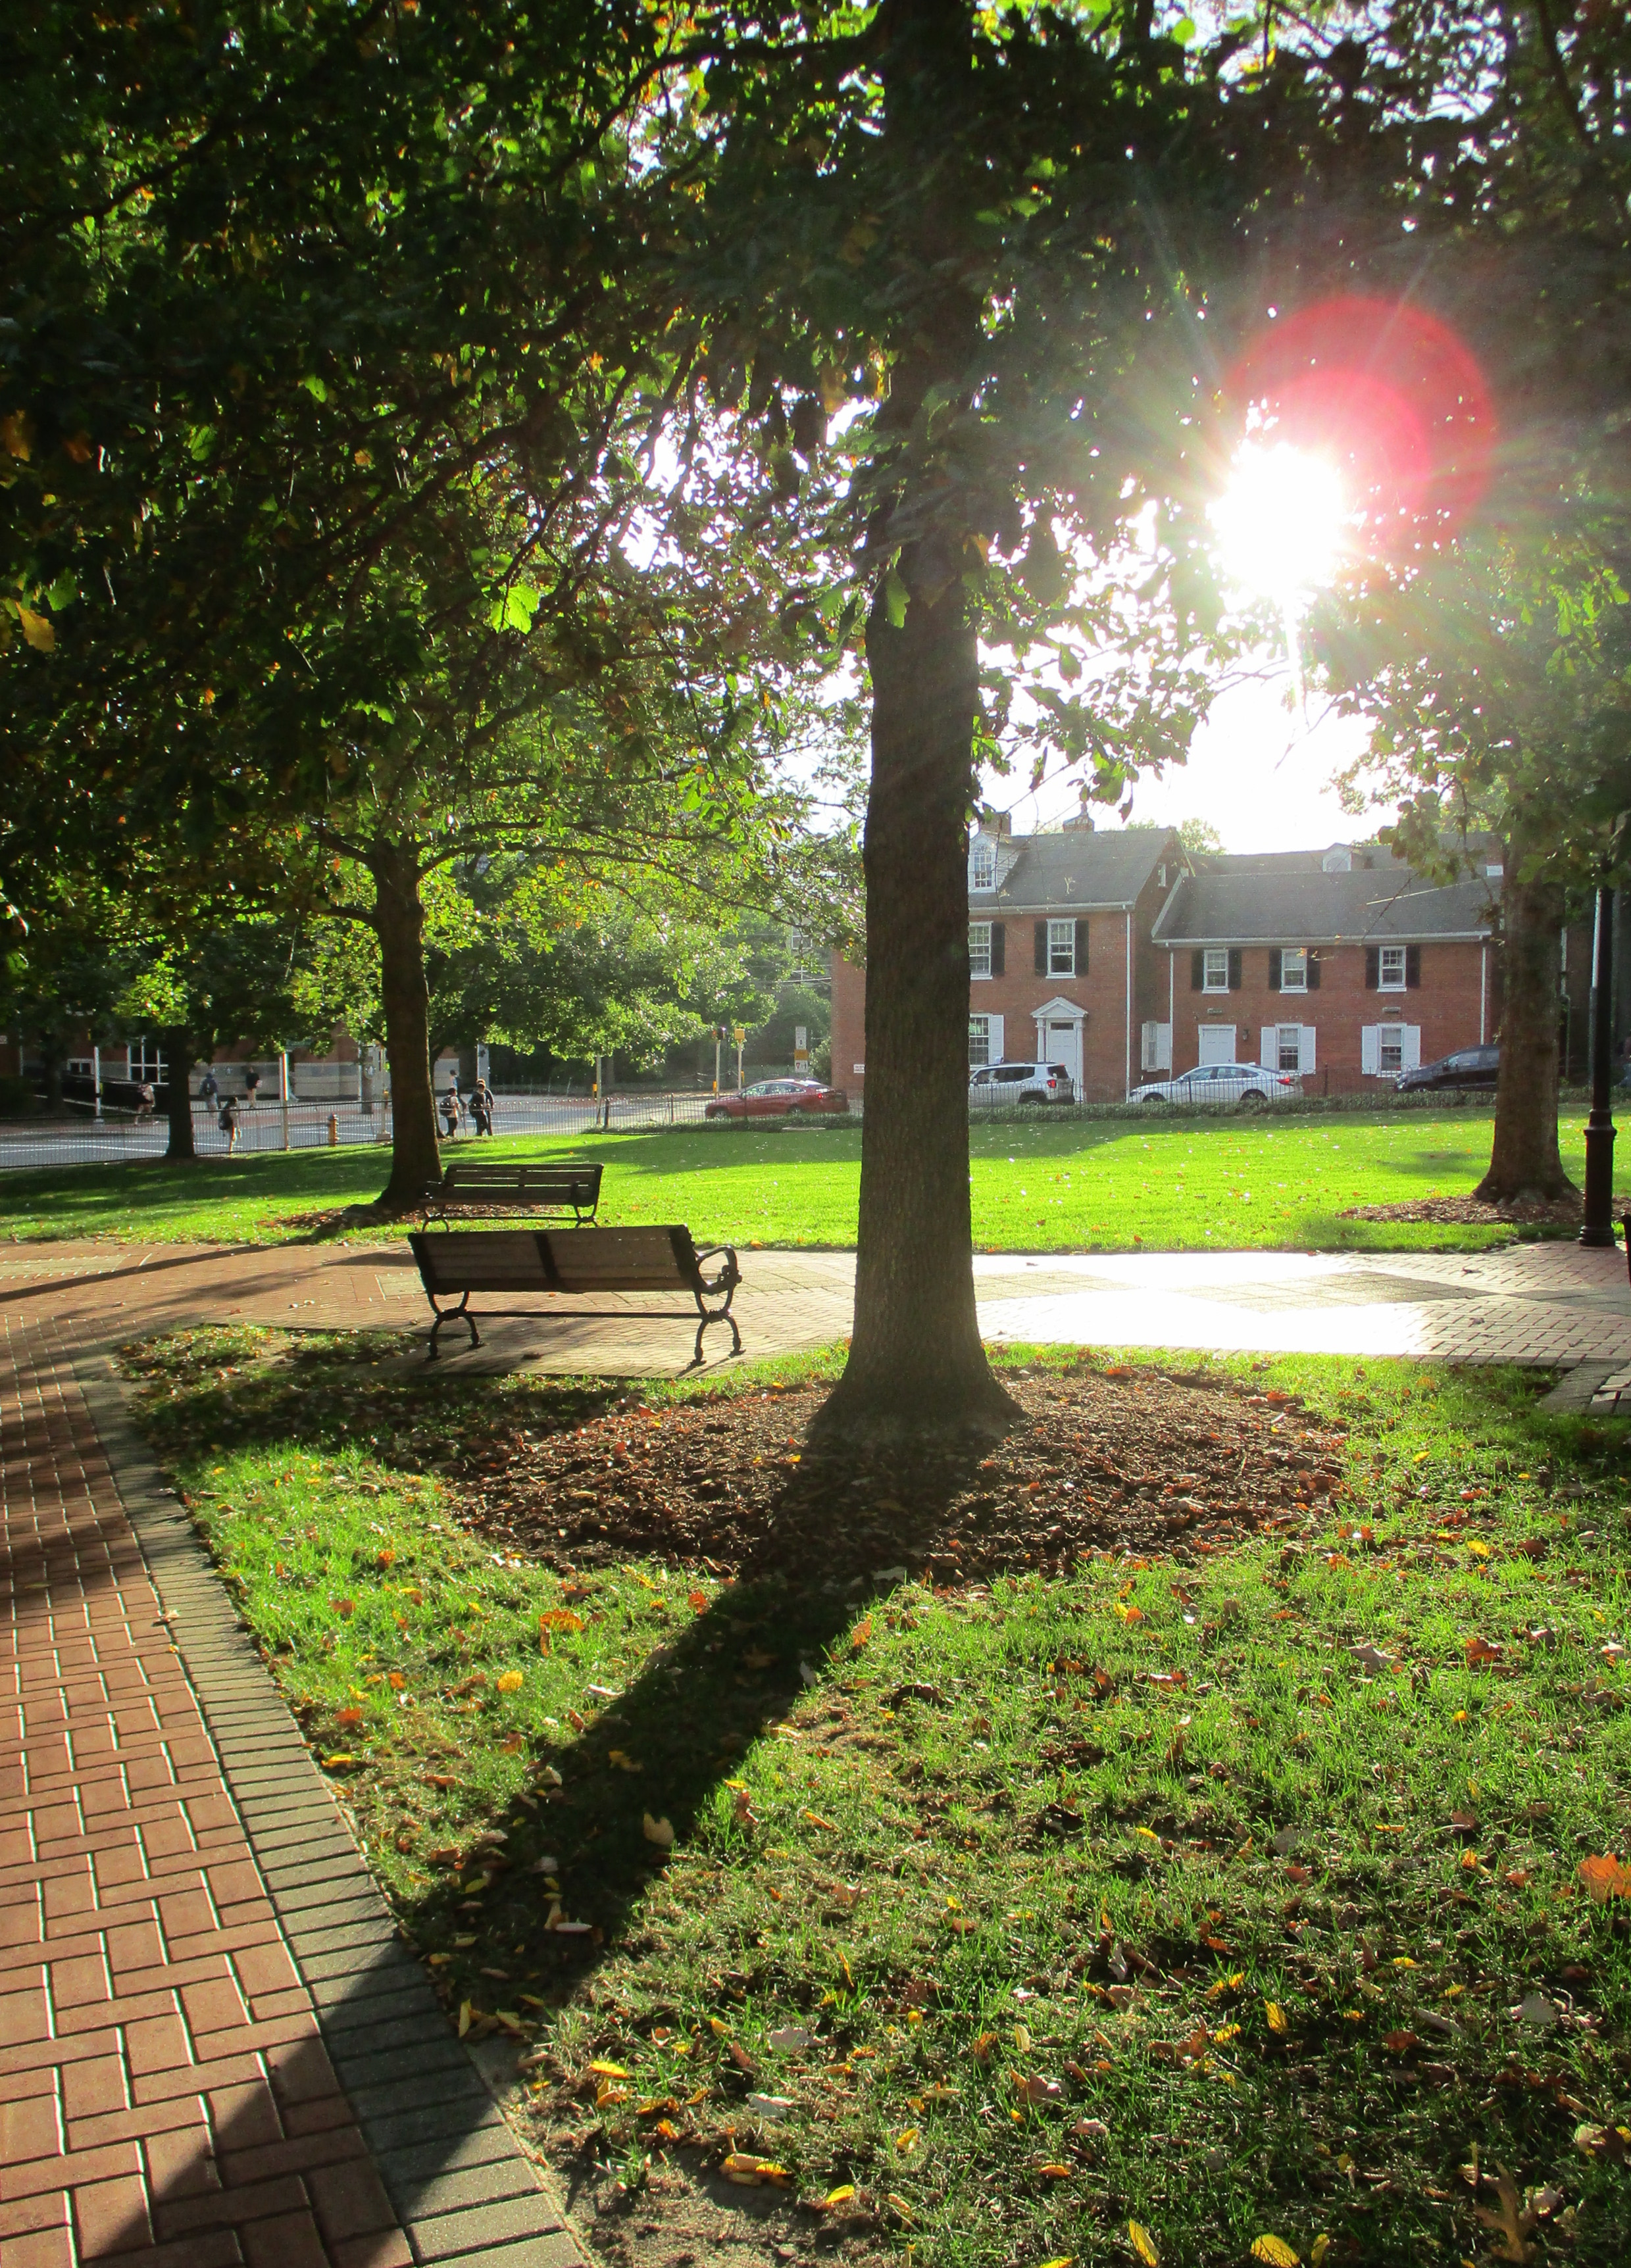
left=540, top=1226, right=694, bottom=1293
left=411, top=1231, right=556, bottom=1292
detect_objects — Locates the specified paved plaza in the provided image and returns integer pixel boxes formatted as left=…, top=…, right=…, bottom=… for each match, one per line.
left=2, top=1227, right=1628, bottom=2265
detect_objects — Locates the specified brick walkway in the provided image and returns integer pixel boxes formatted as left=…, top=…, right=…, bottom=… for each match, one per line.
left=1, top=1312, right=585, bottom=2267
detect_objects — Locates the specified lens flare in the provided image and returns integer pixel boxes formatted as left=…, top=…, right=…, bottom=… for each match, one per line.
left=1211, top=442, right=1347, bottom=603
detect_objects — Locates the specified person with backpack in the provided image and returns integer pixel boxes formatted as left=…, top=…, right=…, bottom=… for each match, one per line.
left=218, top=1095, right=239, bottom=1152
left=470, top=1076, right=494, bottom=1137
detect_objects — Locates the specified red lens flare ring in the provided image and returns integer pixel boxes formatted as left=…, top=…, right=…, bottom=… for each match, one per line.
left=1224, top=295, right=1495, bottom=548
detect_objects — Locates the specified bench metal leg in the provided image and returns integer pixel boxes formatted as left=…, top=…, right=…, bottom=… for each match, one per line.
left=689, top=1292, right=743, bottom=1371
left=427, top=1293, right=480, bottom=1360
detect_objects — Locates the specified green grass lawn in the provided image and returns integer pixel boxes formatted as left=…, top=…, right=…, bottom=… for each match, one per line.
left=0, top=1106, right=1590, bottom=1253
left=128, top=1331, right=1631, bottom=2268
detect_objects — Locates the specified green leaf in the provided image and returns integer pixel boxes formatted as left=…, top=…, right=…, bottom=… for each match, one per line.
left=301, top=374, right=328, bottom=403
left=882, top=568, right=909, bottom=629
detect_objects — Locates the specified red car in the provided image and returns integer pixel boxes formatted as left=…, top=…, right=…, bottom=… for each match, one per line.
left=704, top=1078, right=849, bottom=1121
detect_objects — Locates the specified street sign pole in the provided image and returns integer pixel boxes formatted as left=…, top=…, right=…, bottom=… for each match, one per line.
left=1580, top=885, right=1617, bottom=1246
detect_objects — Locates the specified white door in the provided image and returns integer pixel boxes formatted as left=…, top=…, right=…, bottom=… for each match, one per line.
left=1197, top=1024, right=1236, bottom=1066
left=1044, top=1018, right=1082, bottom=1089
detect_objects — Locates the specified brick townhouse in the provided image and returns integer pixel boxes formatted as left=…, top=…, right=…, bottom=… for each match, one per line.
left=830, top=816, right=1186, bottom=1104
left=1148, top=843, right=1502, bottom=1091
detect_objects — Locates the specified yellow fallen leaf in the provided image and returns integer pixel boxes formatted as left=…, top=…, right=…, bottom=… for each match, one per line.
left=1251, top=2240, right=1301, bottom=2267
left=824, top=2184, right=855, bottom=2207
left=541, top=1607, right=584, bottom=1633
left=457, top=2000, right=472, bottom=2037
left=1310, top=2240, right=1332, bottom=2267
left=495, top=1669, right=524, bottom=1693
left=643, top=1812, right=676, bottom=1848
left=608, top=1749, right=642, bottom=1771
left=803, top=1810, right=838, bottom=1831
left=1129, top=2221, right=1160, bottom=2267
left=589, top=2061, right=630, bottom=2077
left=1265, top=2001, right=1289, bottom=2036
left=595, top=2081, right=629, bottom=2107
left=894, top=2127, right=918, bottom=2152
left=1038, top=2258, right=1074, bottom=2268
left=1037, top=2162, right=1072, bottom=2178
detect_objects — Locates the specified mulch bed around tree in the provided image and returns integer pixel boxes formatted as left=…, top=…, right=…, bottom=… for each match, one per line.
left=1339, top=1193, right=1624, bottom=1227
left=462, top=1365, right=1349, bottom=1588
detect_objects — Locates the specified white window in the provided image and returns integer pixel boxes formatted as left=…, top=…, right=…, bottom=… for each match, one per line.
left=968, top=1014, right=1003, bottom=1066
left=1141, top=1022, right=1172, bottom=1072
left=1322, top=847, right=1352, bottom=873
left=129, top=1037, right=167, bottom=1081
left=1279, top=947, right=1307, bottom=993
left=66, top=1056, right=93, bottom=1077
left=1361, top=1025, right=1420, bottom=1077
left=969, top=922, right=992, bottom=979
left=1047, top=919, right=1076, bottom=977
left=969, top=839, right=996, bottom=892
left=1378, top=945, right=1407, bottom=991
left=1261, top=1025, right=1317, bottom=1075
left=1203, top=948, right=1230, bottom=993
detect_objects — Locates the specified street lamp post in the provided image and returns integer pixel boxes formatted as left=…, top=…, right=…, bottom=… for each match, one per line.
left=1579, top=885, right=1617, bottom=1247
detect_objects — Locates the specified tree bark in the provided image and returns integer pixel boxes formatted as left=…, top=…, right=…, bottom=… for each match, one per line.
left=161, top=1025, right=196, bottom=1162
left=1476, top=856, right=1577, bottom=1204
left=813, top=0, right=1018, bottom=1440
left=816, top=566, right=1020, bottom=1439
left=370, top=839, right=442, bottom=1210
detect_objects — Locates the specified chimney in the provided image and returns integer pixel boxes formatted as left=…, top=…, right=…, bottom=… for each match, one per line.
left=1062, top=787, right=1095, bottom=833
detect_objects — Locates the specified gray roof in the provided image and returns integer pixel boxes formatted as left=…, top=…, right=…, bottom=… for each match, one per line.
left=975, top=827, right=1176, bottom=912
left=1152, top=854, right=1497, bottom=946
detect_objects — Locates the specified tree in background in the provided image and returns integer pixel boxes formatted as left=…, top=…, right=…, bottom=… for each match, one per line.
left=1321, top=531, right=1631, bottom=1203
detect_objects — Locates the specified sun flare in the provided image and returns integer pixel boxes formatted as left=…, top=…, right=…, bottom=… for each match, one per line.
left=1211, top=441, right=1347, bottom=604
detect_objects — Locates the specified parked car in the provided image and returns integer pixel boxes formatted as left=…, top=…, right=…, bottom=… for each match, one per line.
left=969, top=1061, right=1076, bottom=1107
left=1129, top=1062, right=1301, bottom=1110
left=704, top=1078, right=849, bottom=1120
left=1395, top=1043, right=1499, bottom=1095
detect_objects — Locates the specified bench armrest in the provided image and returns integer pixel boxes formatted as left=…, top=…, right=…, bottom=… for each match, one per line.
left=692, top=1242, right=741, bottom=1294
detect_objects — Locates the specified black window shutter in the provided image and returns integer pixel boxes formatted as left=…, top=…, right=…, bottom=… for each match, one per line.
left=1228, top=948, right=1242, bottom=991
left=1268, top=948, right=1282, bottom=992
left=1190, top=949, right=1205, bottom=991
left=1406, top=944, right=1421, bottom=989
left=1034, top=921, right=1047, bottom=975
left=1365, top=947, right=1379, bottom=990
left=991, top=922, right=1005, bottom=976
left=1307, top=952, right=1321, bottom=991
left=1074, top=918, right=1090, bottom=975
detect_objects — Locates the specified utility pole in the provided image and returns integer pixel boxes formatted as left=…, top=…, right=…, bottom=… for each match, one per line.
left=1580, top=885, right=1617, bottom=1246
left=734, top=1025, right=745, bottom=1091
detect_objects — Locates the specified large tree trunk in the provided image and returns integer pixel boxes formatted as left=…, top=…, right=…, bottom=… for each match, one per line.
left=816, top=567, right=1019, bottom=1438
left=161, top=1025, right=196, bottom=1162
left=371, top=839, right=442, bottom=1210
left=1476, top=858, right=1576, bottom=1204
left=814, top=0, right=1016, bottom=1440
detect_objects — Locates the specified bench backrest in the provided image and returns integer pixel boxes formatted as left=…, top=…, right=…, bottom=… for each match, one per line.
left=438, top=1162, right=603, bottom=1204
left=542, top=1226, right=698, bottom=1293
left=410, top=1224, right=699, bottom=1295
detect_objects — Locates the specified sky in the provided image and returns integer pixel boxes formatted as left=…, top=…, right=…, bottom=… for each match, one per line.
left=984, top=665, right=1387, bottom=854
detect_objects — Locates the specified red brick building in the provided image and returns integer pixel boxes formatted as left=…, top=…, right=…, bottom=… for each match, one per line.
left=830, top=829, right=1509, bottom=1104
left=1149, top=843, right=1501, bottom=1091
left=830, top=817, right=1187, bottom=1104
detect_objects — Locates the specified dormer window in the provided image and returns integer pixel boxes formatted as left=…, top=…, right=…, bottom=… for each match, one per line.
left=1322, top=847, right=1352, bottom=874
left=969, top=838, right=997, bottom=892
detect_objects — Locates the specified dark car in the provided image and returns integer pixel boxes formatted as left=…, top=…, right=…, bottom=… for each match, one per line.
left=704, top=1078, right=849, bottom=1120
left=1395, top=1044, right=1499, bottom=1095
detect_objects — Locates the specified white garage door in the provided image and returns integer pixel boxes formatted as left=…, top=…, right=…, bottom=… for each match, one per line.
left=1197, top=1024, right=1236, bottom=1066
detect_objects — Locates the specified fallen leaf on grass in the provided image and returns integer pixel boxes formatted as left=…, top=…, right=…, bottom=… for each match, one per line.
left=1465, top=1636, right=1503, bottom=1665
left=1036, top=2162, right=1072, bottom=2179
left=747, top=2094, right=795, bottom=2120
left=642, top=1812, right=675, bottom=1848
left=331, top=1597, right=354, bottom=1619
left=1012, top=2072, right=1063, bottom=2103
left=971, top=2032, right=997, bottom=2063
left=1574, top=2121, right=1631, bottom=2163
left=492, top=1669, right=523, bottom=1693
left=1250, top=2241, right=1300, bottom=2267
left=588, top=2060, right=630, bottom=2077
left=1579, top=1853, right=1631, bottom=1901
left=334, top=1707, right=363, bottom=1729
left=540, top=1608, right=584, bottom=1634
left=1309, top=2241, right=1330, bottom=2267
left=803, top=1810, right=838, bottom=1831
left=1264, top=2002, right=1290, bottom=2036
left=1129, top=2221, right=1160, bottom=2266
left=894, top=2127, right=918, bottom=2153
left=722, top=2152, right=789, bottom=2186
left=819, top=2185, right=855, bottom=2207
left=688, top=1590, right=709, bottom=1612
left=1473, top=2166, right=1538, bottom=2263
left=1038, top=2258, right=1074, bottom=2267
left=1382, top=2032, right=1418, bottom=2054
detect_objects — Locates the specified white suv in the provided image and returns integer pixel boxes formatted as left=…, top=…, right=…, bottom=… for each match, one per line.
left=969, top=1061, right=1076, bottom=1107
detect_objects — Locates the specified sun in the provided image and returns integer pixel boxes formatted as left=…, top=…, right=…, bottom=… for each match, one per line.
left=1211, top=441, right=1348, bottom=604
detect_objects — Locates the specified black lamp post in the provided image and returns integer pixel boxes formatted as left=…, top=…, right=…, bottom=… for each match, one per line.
left=1578, top=884, right=1617, bottom=1246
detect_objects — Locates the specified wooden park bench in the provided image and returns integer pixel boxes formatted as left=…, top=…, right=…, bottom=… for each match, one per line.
left=418, top=1160, right=603, bottom=1225
left=407, top=1225, right=742, bottom=1369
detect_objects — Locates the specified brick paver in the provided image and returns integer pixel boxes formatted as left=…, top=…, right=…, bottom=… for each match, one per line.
left=1, top=1311, right=586, bottom=2265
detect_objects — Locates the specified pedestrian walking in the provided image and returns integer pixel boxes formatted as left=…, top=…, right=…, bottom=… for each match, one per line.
left=441, top=1078, right=462, bottom=1140
left=470, top=1076, right=494, bottom=1137
left=134, top=1081, right=155, bottom=1123
left=244, top=1065, right=262, bottom=1108
left=199, top=1068, right=218, bottom=1107
left=217, top=1095, right=239, bottom=1153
